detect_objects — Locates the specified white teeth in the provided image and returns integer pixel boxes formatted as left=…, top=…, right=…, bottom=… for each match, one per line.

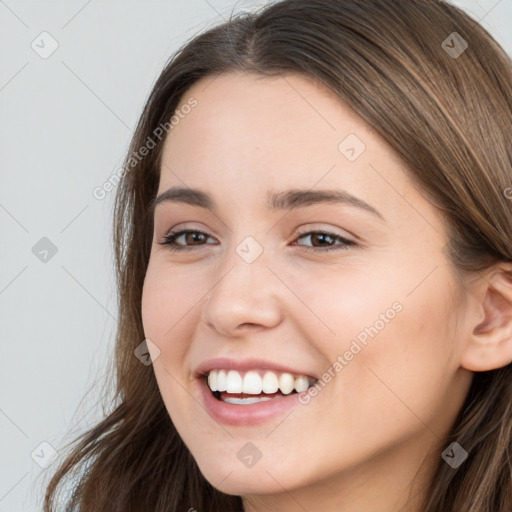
left=279, top=373, right=295, bottom=395
left=217, top=370, right=227, bottom=392
left=294, top=375, right=309, bottom=393
left=206, top=369, right=314, bottom=396
left=262, top=371, right=279, bottom=393
left=208, top=371, right=218, bottom=392
left=223, top=396, right=273, bottom=405
left=226, top=370, right=243, bottom=393
left=242, top=371, right=263, bottom=394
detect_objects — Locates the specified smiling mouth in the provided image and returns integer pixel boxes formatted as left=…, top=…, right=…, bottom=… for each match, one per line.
left=205, top=369, right=317, bottom=405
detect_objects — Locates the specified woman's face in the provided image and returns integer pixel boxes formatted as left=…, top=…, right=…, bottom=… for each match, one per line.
left=141, top=72, right=474, bottom=506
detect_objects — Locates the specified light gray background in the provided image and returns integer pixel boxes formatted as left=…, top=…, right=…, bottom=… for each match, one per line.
left=0, top=1, right=510, bottom=510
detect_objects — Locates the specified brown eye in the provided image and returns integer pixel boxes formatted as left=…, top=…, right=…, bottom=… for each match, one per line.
left=158, top=230, right=217, bottom=251
left=292, top=230, right=356, bottom=252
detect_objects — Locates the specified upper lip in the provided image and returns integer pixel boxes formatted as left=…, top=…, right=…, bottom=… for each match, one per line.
left=194, top=357, right=318, bottom=380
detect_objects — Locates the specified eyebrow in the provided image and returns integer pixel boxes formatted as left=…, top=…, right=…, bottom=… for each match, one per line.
left=149, top=186, right=385, bottom=221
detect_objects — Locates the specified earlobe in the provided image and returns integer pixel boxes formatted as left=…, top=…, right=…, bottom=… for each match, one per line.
left=461, top=264, right=512, bottom=372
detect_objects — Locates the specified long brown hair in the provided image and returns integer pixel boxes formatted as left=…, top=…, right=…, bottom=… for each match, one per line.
left=43, top=1, right=512, bottom=510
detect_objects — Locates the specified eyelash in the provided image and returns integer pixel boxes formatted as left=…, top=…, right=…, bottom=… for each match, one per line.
left=158, top=229, right=356, bottom=253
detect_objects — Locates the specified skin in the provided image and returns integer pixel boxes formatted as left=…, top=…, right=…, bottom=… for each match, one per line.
left=141, top=71, right=512, bottom=511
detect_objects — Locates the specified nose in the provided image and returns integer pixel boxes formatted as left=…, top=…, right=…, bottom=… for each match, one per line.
left=201, top=242, right=284, bottom=337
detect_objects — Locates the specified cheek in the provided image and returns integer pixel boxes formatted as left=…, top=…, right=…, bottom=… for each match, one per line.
left=140, top=264, right=202, bottom=421
left=141, top=263, right=197, bottom=383
left=288, top=258, right=404, bottom=359
left=300, top=255, right=460, bottom=436
left=141, top=261, right=200, bottom=343
left=327, top=266, right=459, bottom=435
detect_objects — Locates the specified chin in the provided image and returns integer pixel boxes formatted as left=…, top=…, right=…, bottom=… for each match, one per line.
left=196, top=457, right=306, bottom=496
left=206, top=473, right=289, bottom=496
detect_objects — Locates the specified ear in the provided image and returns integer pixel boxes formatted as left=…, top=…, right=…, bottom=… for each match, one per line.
left=461, top=263, right=512, bottom=372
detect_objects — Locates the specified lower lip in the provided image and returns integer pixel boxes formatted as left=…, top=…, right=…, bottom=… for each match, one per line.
left=198, top=377, right=305, bottom=426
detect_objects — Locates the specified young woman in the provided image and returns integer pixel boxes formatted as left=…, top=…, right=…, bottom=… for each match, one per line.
left=43, top=0, right=512, bottom=510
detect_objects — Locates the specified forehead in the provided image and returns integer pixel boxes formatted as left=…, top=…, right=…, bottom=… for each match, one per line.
left=161, top=71, right=405, bottom=186
left=167, top=71, right=369, bottom=147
